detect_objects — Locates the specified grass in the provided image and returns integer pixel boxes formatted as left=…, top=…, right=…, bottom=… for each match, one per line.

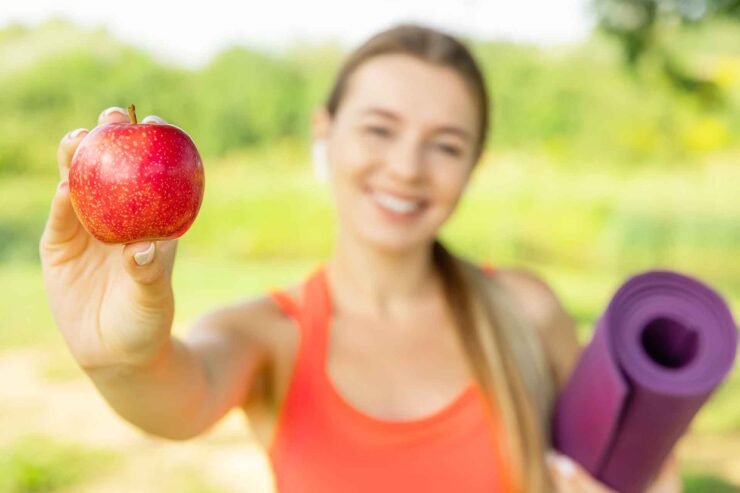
left=162, top=467, right=231, bottom=493
left=0, top=434, right=121, bottom=493
left=0, top=261, right=58, bottom=348
left=683, top=470, right=740, bottom=493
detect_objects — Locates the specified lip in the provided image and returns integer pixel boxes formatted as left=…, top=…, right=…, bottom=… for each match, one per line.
left=365, top=185, right=426, bottom=205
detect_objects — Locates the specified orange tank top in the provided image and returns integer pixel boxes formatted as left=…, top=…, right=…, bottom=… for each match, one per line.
left=266, top=261, right=515, bottom=493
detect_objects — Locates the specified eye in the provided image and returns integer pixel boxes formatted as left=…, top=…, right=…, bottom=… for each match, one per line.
left=365, top=125, right=392, bottom=138
left=435, top=143, right=462, bottom=157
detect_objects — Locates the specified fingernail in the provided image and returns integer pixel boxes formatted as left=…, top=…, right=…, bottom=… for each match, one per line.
left=67, top=128, right=88, bottom=140
left=99, top=106, right=127, bottom=119
left=547, top=451, right=576, bottom=478
left=57, top=180, right=69, bottom=192
left=134, top=242, right=156, bottom=266
left=141, top=115, right=166, bottom=124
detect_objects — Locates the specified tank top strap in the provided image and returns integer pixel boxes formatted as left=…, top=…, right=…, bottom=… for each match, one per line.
left=268, top=264, right=331, bottom=367
left=269, top=289, right=302, bottom=320
left=299, top=264, right=332, bottom=367
left=480, top=261, right=496, bottom=276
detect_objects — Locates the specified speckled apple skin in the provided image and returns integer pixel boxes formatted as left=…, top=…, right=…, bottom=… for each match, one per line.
left=69, top=122, right=205, bottom=244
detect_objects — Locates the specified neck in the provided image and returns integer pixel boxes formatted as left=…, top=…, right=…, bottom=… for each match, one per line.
left=325, top=230, right=442, bottom=321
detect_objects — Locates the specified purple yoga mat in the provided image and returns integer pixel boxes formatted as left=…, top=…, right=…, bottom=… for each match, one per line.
left=552, top=270, right=738, bottom=493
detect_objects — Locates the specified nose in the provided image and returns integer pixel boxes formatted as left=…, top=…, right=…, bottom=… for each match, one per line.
left=384, top=137, right=424, bottom=182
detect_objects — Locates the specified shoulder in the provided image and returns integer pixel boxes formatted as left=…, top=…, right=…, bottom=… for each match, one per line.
left=483, top=265, right=582, bottom=388
left=187, top=283, right=303, bottom=356
left=487, top=266, right=567, bottom=329
left=180, top=283, right=304, bottom=418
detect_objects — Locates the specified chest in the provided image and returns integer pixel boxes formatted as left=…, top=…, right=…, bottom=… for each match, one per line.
left=325, top=313, right=474, bottom=419
left=265, top=311, right=508, bottom=493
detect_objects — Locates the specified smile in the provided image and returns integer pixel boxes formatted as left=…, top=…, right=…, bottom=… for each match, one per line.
left=367, top=187, right=428, bottom=219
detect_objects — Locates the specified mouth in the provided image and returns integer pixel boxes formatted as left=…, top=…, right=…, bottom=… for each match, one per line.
left=364, top=185, right=429, bottom=220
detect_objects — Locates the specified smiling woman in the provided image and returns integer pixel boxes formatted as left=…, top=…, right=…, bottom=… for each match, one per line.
left=299, top=25, right=553, bottom=492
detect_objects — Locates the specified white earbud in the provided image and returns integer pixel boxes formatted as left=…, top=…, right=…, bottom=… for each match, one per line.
left=311, top=139, right=329, bottom=183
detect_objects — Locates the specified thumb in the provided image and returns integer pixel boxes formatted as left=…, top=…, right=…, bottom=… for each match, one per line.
left=121, top=239, right=178, bottom=295
left=40, top=181, right=82, bottom=249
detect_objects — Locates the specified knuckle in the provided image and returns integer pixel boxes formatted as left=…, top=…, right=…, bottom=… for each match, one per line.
left=38, top=238, right=62, bottom=266
left=38, top=236, right=49, bottom=256
left=135, top=264, right=166, bottom=286
left=68, top=128, right=89, bottom=140
left=60, top=128, right=89, bottom=148
left=58, top=129, right=87, bottom=160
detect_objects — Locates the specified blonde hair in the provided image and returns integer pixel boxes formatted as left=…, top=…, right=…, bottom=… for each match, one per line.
left=324, top=24, right=557, bottom=492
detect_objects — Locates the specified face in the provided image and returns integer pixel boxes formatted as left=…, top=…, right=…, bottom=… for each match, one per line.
left=317, top=53, right=481, bottom=254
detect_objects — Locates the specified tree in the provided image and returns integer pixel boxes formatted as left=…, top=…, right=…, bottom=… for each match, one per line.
left=593, top=0, right=739, bottom=102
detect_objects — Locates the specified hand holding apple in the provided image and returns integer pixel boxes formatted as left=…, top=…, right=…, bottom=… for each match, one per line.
left=69, top=104, right=205, bottom=243
left=39, top=106, right=189, bottom=372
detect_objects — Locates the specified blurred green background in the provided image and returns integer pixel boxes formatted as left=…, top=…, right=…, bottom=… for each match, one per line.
left=0, top=7, right=739, bottom=493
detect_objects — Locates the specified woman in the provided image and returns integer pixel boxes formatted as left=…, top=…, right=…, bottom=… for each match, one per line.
left=40, top=24, right=681, bottom=492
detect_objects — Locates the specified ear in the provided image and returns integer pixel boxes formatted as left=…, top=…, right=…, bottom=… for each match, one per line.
left=311, top=106, right=331, bottom=141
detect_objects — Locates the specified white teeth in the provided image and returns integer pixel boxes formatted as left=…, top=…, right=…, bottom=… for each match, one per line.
left=372, top=191, right=421, bottom=214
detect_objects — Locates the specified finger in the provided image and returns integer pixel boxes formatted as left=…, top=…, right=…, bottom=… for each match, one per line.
left=547, top=452, right=582, bottom=493
left=57, top=128, right=89, bottom=181
left=569, top=468, right=615, bottom=493
left=547, top=451, right=616, bottom=493
left=141, top=115, right=167, bottom=124
left=97, top=106, right=130, bottom=126
left=40, top=181, right=82, bottom=249
left=121, top=239, right=178, bottom=303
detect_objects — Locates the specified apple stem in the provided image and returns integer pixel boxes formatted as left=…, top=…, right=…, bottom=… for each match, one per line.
left=128, top=104, right=138, bottom=124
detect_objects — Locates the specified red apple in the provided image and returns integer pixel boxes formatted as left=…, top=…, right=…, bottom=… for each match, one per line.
left=69, top=104, right=205, bottom=244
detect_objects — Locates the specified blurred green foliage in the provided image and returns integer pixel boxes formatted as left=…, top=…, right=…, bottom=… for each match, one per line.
left=1, top=17, right=739, bottom=176
left=594, top=0, right=740, bottom=64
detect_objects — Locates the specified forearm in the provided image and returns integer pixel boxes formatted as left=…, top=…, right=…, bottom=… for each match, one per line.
left=83, top=336, right=212, bottom=440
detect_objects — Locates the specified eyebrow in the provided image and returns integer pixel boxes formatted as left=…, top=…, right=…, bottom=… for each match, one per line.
left=360, top=107, right=473, bottom=142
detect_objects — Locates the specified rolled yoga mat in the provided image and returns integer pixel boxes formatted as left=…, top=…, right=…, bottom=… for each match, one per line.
left=552, top=269, right=738, bottom=493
